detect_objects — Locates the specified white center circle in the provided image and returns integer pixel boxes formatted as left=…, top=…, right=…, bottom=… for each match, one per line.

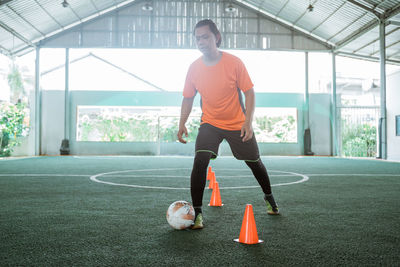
left=90, top=168, right=309, bottom=190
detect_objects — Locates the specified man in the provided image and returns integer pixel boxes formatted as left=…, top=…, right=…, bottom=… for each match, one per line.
left=177, top=19, right=279, bottom=230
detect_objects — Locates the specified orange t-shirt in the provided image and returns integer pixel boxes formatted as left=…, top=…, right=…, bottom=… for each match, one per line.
left=183, top=52, right=254, bottom=131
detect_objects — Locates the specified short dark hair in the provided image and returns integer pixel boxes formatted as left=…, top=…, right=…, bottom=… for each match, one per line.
left=194, top=19, right=222, bottom=47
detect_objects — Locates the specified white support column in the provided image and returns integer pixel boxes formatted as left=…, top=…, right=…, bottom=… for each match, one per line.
left=60, top=48, right=70, bottom=155
left=331, top=52, right=338, bottom=156
left=304, top=52, right=310, bottom=130
left=34, top=47, right=41, bottom=155
left=303, top=51, right=314, bottom=156
left=379, top=19, right=387, bottom=159
left=64, top=48, right=69, bottom=140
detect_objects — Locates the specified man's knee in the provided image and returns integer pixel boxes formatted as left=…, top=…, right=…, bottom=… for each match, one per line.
left=194, top=151, right=212, bottom=168
left=245, top=158, right=262, bottom=168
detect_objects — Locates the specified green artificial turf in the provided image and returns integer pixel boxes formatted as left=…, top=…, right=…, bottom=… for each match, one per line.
left=0, top=156, right=399, bottom=266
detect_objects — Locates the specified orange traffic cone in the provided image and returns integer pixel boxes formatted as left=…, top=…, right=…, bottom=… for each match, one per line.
left=207, top=166, right=212, bottom=181
left=234, top=204, right=263, bottom=244
left=208, top=181, right=223, bottom=206
left=208, top=171, right=215, bottom=189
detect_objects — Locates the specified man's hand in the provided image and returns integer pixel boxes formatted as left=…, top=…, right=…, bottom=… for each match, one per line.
left=240, top=122, right=253, bottom=142
left=177, top=125, right=188, bottom=144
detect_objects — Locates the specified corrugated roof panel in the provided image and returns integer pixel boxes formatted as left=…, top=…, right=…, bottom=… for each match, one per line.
left=6, top=0, right=36, bottom=14
left=0, top=27, right=12, bottom=43
left=0, top=27, right=21, bottom=54
left=295, top=0, right=345, bottom=33
left=0, top=5, right=36, bottom=39
left=277, top=0, right=311, bottom=24
left=386, top=28, right=400, bottom=61
left=351, top=0, right=383, bottom=13
left=39, top=0, right=79, bottom=27
left=387, top=26, right=400, bottom=43
left=69, top=0, right=97, bottom=19
left=85, top=0, right=109, bottom=11
left=0, top=30, right=27, bottom=52
left=356, top=32, right=381, bottom=52
left=391, top=12, right=400, bottom=22
left=8, top=2, right=52, bottom=36
left=0, top=0, right=400, bottom=61
left=344, top=27, right=400, bottom=61
left=355, top=38, right=380, bottom=56
left=326, top=12, right=376, bottom=44
left=337, top=31, right=376, bottom=52
left=387, top=47, right=400, bottom=61
left=312, top=2, right=369, bottom=39
left=315, top=11, right=375, bottom=44
left=35, top=0, right=78, bottom=27
left=376, top=0, right=400, bottom=12
left=259, top=0, right=287, bottom=16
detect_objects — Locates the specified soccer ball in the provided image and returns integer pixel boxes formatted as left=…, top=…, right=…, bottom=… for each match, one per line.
left=166, top=200, right=195, bottom=230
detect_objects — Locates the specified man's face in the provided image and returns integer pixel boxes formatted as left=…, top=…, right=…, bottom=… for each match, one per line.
left=194, top=25, right=218, bottom=55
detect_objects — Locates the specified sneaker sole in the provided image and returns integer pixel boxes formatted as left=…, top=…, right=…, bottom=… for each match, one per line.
left=267, top=211, right=280, bottom=215
left=191, top=224, right=204, bottom=230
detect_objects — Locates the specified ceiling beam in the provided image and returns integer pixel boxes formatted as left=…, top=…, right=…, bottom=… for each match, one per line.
left=0, top=21, right=36, bottom=49
left=334, top=19, right=378, bottom=50
left=346, top=0, right=381, bottom=18
left=0, top=0, right=13, bottom=8
left=336, top=2, right=400, bottom=52
left=0, top=44, right=11, bottom=56
left=370, top=38, right=400, bottom=56
left=7, top=4, right=45, bottom=36
left=387, top=48, right=400, bottom=59
left=292, top=0, right=319, bottom=27
left=387, top=20, right=400, bottom=27
left=327, top=11, right=369, bottom=42
left=5, top=0, right=138, bottom=56
left=383, top=2, right=400, bottom=20
left=311, top=1, right=347, bottom=34
left=337, top=51, right=400, bottom=65
left=353, top=26, right=400, bottom=53
left=275, top=0, right=290, bottom=17
left=34, top=0, right=64, bottom=29
left=234, top=0, right=334, bottom=48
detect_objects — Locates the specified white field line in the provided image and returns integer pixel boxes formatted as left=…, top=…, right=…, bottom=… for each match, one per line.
left=1, top=173, right=398, bottom=178
left=89, top=169, right=310, bottom=190
left=0, top=157, right=35, bottom=161
left=0, top=174, right=89, bottom=177
left=2, top=171, right=399, bottom=190
left=305, top=173, right=400, bottom=177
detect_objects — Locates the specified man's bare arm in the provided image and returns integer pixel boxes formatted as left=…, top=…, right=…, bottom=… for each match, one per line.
left=241, top=88, right=255, bottom=142
left=177, top=97, right=195, bottom=144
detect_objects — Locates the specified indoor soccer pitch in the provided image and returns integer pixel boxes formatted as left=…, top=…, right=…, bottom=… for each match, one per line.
left=1, top=156, right=399, bottom=266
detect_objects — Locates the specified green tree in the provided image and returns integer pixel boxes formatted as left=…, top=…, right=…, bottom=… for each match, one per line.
left=0, top=102, right=29, bottom=156
left=342, top=123, right=376, bottom=157
left=0, top=60, right=31, bottom=156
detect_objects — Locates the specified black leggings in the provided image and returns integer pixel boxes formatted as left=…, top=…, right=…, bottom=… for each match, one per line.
left=190, top=152, right=272, bottom=208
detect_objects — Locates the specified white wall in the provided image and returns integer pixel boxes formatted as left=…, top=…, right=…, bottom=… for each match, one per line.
left=387, top=70, right=400, bottom=161
left=41, top=91, right=64, bottom=155
left=309, top=94, right=332, bottom=156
